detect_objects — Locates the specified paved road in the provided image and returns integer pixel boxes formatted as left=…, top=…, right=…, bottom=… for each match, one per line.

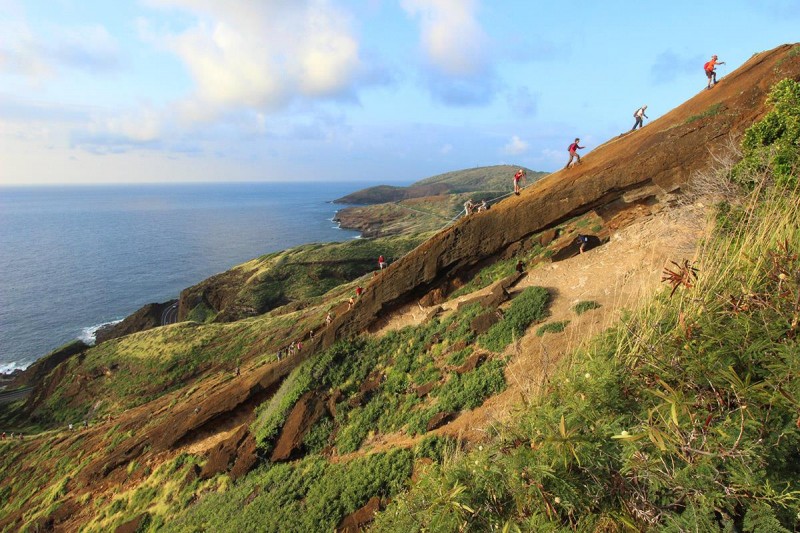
left=161, top=302, right=179, bottom=326
left=0, top=386, right=32, bottom=405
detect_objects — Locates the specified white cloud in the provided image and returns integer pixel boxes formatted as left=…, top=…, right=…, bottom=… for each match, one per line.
left=502, top=135, right=528, bottom=155
left=145, top=0, right=364, bottom=120
left=400, top=0, right=488, bottom=77
left=0, top=19, right=119, bottom=82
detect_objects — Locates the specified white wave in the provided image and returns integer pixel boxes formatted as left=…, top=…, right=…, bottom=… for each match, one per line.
left=78, top=319, right=122, bottom=346
left=0, top=360, right=32, bottom=374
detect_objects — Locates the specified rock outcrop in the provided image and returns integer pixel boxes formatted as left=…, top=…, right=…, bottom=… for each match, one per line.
left=95, top=300, right=177, bottom=343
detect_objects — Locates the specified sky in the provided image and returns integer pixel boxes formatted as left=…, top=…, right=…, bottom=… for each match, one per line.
left=0, top=0, right=797, bottom=185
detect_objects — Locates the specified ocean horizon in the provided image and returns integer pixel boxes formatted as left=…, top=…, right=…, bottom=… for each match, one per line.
left=0, top=181, right=370, bottom=372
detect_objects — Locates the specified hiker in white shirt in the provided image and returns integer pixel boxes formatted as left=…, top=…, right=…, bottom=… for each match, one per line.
left=631, top=105, right=648, bottom=131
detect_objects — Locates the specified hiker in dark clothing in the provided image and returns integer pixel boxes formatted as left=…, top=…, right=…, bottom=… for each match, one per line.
left=576, top=234, right=590, bottom=254
left=565, top=138, right=584, bottom=168
left=516, top=260, right=525, bottom=273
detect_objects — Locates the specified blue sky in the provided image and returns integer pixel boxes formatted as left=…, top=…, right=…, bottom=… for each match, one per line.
left=0, top=0, right=797, bottom=185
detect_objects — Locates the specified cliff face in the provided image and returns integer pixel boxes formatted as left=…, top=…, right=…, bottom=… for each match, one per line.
left=320, top=44, right=800, bottom=349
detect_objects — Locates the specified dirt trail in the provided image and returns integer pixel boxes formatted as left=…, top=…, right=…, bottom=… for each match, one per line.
left=371, top=200, right=709, bottom=446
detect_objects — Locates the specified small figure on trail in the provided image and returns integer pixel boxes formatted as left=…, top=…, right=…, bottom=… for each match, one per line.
left=68, top=423, right=74, bottom=431
left=310, top=329, right=315, bottom=340
left=631, top=105, right=648, bottom=131
left=326, top=311, right=333, bottom=325
left=477, top=200, right=488, bottom=212
left=378, top=255, right=388, bottom=270
left=516, top=260, right=525, bottom=273
left=297, top=341, right=302, bottom=352
left=348, top=296, right=355, bottom=310
left=463, top=199, right=475, bottom=216
left=513, top=169, right=526, bottom=195
left=576, top=234, right=590, bottom=254
left=277, top=347, right=284, bottom=361
left=18, top=433, right=23, bottom=440
left=704, top=55, right=725, bottom=89
left=355, top=286, right=363, bottom=297
left=83, top=420, right=88, bottom=429
left=1, top=432, right=5, bottom=440
left=235, top=365, right=240, bottom=377
left=565, top=138, right=585, bottom=169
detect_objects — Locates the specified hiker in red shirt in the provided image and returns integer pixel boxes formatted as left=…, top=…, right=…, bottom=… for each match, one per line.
left=565, top=138, right=584, bottom=169
left=378, top=255, right=387, bottom=269
left=513, top=169, right=525, bottom=195
left=704, top=55, right=725, bottom=89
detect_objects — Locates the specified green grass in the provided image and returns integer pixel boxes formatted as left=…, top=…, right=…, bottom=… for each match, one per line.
left=572, top=300, right=602, bottom=315
left=478, top=286, right=550, bottom=352
left=685, top=102, right=725, bottom=124
left=536, top=320, right=570, bottom=336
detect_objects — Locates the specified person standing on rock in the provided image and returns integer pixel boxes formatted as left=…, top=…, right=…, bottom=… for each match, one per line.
left=704, top=55, right=725, bottom=89
left=513, top=169, right=526, bottom=195
left=378, top=255, right=387, bottom=269
left=631, top=105, right=648, bottom=131
left=565, top=138, right=584, bottom=169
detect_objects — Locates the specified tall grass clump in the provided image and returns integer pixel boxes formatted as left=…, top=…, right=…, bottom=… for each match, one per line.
left=373, top=84, right=800, bottom=531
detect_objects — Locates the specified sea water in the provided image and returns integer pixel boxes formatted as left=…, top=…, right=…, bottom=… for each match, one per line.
left=0, top=182, right=363, bottom=372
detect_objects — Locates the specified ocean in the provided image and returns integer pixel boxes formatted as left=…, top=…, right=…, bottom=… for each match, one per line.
left=0, top=182, right=363, bottom=372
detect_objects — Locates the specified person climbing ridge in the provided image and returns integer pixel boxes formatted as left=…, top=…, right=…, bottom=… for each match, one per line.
left=513, top=169, right=526, bottom=195
left=378, top=255, right=387, bottom=270
left=704, top=55, right=725, bottom=89
left=631, top=105, right=648, bottom=131
left=463, top=199, right=475, bottom=216
left=477, top=200, right=488, bottom=212
left=565, top=138, right=585, bottom=169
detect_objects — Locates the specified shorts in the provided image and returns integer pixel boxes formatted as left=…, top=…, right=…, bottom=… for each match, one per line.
left=705, top=69, right=714, bottom=79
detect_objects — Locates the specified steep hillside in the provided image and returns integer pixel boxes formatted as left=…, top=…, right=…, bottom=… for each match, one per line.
left=1, top=43, right=798, bottom=533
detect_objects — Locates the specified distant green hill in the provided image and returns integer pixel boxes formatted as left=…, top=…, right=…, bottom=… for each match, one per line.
left=334, top=165, right=547, bottom=204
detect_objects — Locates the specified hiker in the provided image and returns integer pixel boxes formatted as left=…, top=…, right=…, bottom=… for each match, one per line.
left=297, top=341, right=302, bottom=352
left=348, top=296, right=355, bottom=310
left=83, top=420, right=88, bottom=429
left=277, top=348, right=283, bottom=361
left=69, top=423, right=73, bottom=431
left=576, top=234, right=590, bottom=254
left=378, top=255, right=388, bottom=269
left=477, top=200, right=488, bottom=212
left=704, top=55, right=725, bottom=89
left=565, top=138, right=584, bottom=168
left=355, top=286, right=363, bottom=297
left=513, top=169, right=525, bottom=195
left=1, top=432, right=5, bottom=440
left=463, top=199, right=475, bottom=216
left=516, top=260, right=525, bottom=273
left=326, top=311, right=333, bottom=325
left=631, top=105, right=648, bottom=131
left=310, top=329, right=315, bottom=340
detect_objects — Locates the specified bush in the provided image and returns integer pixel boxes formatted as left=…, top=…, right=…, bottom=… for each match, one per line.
left=734, top=78, right=800, bottom=187
left=479, top=286, right=550, bottom=352
left=536, top=320, right=570, bottom=336
left=572, top=300, right=601, bottom=315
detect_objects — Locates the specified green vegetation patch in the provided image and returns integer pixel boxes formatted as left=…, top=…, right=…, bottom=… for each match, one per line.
left=685, top=102, right=725, bottom=124
left=572, top=300, right=602, bottom=315
left=164, top=450, right=413, bottom=533
left=536, top=320, right=570, bottom=336
left=479, top=286, right=550, bottom=352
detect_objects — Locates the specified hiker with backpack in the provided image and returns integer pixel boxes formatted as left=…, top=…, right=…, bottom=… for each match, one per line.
left=631, top=105, right=648, bottom=131
left=565, top=138, right=585, bottom=169
left=704, top=55, right=725, bottom=89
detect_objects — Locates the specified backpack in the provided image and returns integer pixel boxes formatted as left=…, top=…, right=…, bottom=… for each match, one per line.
left=633, top=109, right=639, bottom=117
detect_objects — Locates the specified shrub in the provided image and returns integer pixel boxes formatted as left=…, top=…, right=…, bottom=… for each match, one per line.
left=572, top=300, right=601, bottom=315
left=536, top=320, right=570, bottom=336
left=733, top=78, right=800, bottom=187
left=479, top=286, right=550, bottom=352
